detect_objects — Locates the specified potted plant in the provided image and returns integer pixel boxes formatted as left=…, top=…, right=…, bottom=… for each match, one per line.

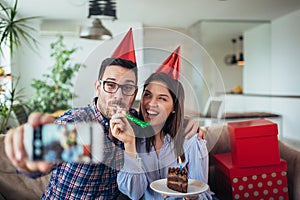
left=0, top=0, right=39, bottom=56
left=0, top=76, right=28, bottom=134
left=29, top=35, right=85, bottom=114
left=0, top=0, right=39, bottom=133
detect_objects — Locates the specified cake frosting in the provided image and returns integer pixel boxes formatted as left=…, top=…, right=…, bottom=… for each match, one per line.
left=167, top=166, right=188, bottom=193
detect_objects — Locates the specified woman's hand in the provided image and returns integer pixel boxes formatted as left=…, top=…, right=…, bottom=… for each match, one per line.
left=162, top=194, right=198, bottom=199
left=184, top=195, right=198, bottom=200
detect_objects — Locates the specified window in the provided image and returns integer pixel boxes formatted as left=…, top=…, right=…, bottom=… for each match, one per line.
left=0, top=44, right=12, bottom=104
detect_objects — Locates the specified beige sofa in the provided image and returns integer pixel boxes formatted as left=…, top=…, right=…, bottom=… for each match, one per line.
left=1, top=125, right=300, bottom=199
left=0, top=135, right=50, bottom=200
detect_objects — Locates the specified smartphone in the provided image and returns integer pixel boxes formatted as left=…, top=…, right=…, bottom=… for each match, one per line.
left=24, top=122, right=104, bottom=163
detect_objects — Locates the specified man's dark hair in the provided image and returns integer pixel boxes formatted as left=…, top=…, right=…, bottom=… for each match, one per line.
left=98, top=58, right=138, bottom=83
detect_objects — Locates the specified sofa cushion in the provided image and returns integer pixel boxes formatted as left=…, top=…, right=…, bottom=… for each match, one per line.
left=279, top=141, right=300, bottom=200
left=206, top=125, right=231, bottom=192
left=206, top=125, right=231, bottom=158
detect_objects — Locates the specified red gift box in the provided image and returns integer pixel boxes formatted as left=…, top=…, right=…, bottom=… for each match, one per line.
left=214, top=153, right=288, bottom=200
left=228, top=119, right=280, bottom=167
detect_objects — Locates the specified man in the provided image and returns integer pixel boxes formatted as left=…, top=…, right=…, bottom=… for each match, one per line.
left=4, top=29, right=202, bottom=199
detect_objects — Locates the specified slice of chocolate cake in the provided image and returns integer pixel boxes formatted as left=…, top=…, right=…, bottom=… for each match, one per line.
left=167, top=166, right=188, bottom=193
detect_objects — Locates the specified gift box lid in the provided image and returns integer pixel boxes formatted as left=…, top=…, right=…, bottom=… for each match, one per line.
left=228, top=119, right=278, bottom=139
left=214, top=153, right=287, bottom=178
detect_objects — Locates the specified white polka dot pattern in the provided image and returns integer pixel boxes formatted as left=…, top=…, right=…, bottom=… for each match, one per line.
left=229, top=171, right=288, bottom=199
left=216, top=169, right=289, bottom=199
left=248, top=184, right=253, bottom=189
left=214, top=154, right=289, bottom=199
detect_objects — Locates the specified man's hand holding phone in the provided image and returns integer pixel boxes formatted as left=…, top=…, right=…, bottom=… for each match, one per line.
left=4, top=112, right=55, bottom=173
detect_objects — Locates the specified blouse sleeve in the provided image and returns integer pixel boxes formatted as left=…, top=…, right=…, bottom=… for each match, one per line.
left=185, top=136, right=213, bottom=200
left=117, top=153, right=148, bottom=200
left=186, top=137, right=209, bottom=182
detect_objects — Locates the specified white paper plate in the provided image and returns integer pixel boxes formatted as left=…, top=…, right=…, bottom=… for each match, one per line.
left=150, top=178, right=209, bottom=198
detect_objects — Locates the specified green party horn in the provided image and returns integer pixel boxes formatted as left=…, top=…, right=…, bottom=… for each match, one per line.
left=125, top=113, right=150, bottom=128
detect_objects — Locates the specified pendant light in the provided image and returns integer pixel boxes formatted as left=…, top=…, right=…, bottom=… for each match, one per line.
left=230, top=38, right=237, bottom=65
left=80, top=18, right=112, bottom=40
left=237, top=35, right=245, bottom=66
left=80, top=0, right=116, bottom=40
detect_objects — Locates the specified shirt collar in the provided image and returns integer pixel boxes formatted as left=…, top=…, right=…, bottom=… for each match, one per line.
left=90, top=97, right=109, bottom=130
left=139, top=133, right=172, bottom=145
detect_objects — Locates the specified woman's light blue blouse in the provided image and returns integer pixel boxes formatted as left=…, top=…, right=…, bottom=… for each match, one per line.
left=117, top=134, right=213, bottom=200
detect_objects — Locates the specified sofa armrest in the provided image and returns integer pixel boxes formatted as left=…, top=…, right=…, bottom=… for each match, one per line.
left=279, top=141, right=300, bottom=200
left=206, top=125, right=231, bottom=162
left=206, top=125, right=231, bottom=192
left=0, top=135, right=50, bottom=199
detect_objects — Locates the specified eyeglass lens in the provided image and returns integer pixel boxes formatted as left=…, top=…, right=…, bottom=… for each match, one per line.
left=102, top=80, right=136, bottom=96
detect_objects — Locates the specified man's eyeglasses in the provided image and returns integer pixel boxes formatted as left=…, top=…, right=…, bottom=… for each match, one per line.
left=99, top=80, right=137, bottom=96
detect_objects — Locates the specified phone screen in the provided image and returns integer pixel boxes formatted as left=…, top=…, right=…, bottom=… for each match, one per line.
left=25, top=123, right=104, bottom=163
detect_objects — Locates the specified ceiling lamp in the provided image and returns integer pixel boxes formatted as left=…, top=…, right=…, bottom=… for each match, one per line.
left=224, top=36, right=245, bottom=66
left=237, top=35, right=245, bottom=66
left=80, top=0, right=117, bottom=40
left=80, top=18, right=112, bottom=40
left=224, top=38, right=237, bottom=65
left=230, top=38, right=237, bottom=65
left=88, top=0, right=117, bottom=19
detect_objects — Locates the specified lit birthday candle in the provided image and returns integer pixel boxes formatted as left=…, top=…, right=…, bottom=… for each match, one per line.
left=178, top=156, right=182, bottom=171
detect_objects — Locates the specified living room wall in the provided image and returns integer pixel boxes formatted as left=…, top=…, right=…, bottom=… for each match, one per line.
left=10, top=8, right=300, bottom=141
left=225, top=9, right=300, bottom=141
left=270, top=9, right=300, bottom=140
left=12, top=23, right=224, bottom=116
left=11, top=21, right=143, bottom=108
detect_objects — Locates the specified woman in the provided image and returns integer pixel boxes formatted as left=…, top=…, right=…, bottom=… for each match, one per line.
left=110, top=72, right=213, bottom=200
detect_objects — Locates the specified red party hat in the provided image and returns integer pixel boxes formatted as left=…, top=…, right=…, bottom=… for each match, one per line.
left=111, top=28, right=136, bottom=63
left=156, top=46, right=181, bottom=80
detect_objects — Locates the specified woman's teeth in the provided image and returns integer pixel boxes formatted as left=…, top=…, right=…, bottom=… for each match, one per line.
left=147, top=110, right=158, bottom=116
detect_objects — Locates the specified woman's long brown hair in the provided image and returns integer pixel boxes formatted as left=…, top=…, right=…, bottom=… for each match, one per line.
left=138, top=72, right=186, bottom=163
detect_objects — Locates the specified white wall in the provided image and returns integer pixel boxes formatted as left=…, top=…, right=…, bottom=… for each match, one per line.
left=244, top=24, right=271, bottom=94
left=11, top=10, right=300, bottom=140
left=227, top=9, right=300, bottom=141
left=271, top=10, right=300, bottom=96
left=142, top=27, right=220, bottom=114
left=12, top=21, right=218, bottom=116
left=270, top=9, right=300, bottom=140
left=188, top=21, right=265, bottom=94
left=12, top=21, right=221, bottom=117
left=12, top=20, right=143, bottom=108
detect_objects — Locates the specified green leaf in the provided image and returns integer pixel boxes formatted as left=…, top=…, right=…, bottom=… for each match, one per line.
left=0, top=0, right=40, bottom=56
left=29, top=35, right=85, bottom=114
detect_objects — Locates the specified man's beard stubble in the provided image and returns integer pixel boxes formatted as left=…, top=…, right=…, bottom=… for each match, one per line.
left=97, top=98, right=127, bottom=119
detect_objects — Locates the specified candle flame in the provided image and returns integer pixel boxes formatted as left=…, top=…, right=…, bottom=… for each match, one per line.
left=178, top=156, right=183, bottom=171
left=178, top=156, right=182, bottom=164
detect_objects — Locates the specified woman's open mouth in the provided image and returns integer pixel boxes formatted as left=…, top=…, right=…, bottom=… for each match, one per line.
left=146, top=110, right=159, bottom=119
